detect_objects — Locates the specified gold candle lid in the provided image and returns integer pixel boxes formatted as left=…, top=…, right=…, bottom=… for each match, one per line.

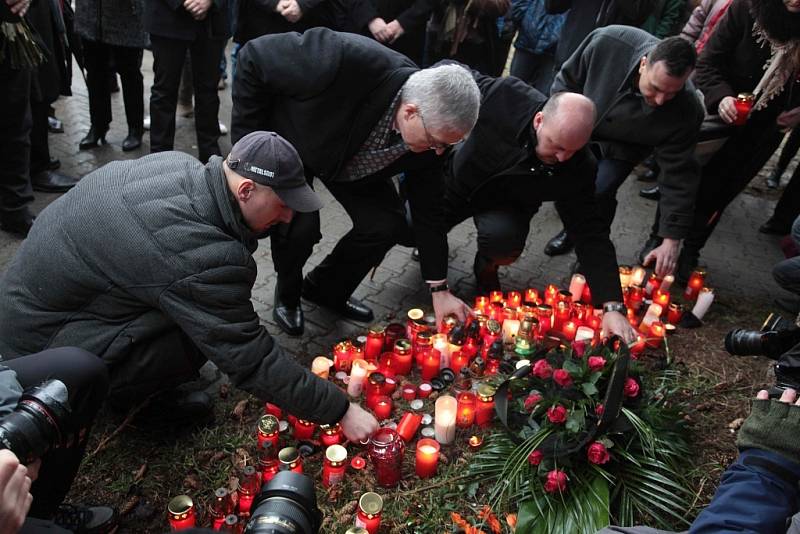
left=258, top=414, right=279, bottom=435
left=368, top=324, right=386, bottom=335
left=416, top=330, right=432, bottom=343
left=394, top=339, right=412, bottom=353
left=737, top=92, right=754, bottom=101
left=168, top=495, right=193, bottom=516
left=358, top=492, right=384, bottom=516
left=325, top=444, right=347, bottom=464
left=278, top=447, right=299, bottom=465
left=407, top=308, right=424, bottom=322
left=486, top=319, right=501, bottom=335
left=334, top=339, right=353, bottom=351
left=477, top=383, right=497, bottom=399
left=345, top=528, right=370, bottom=534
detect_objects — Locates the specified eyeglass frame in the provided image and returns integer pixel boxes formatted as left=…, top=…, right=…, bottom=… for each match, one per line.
left=417, top=111, right=461, bottom=152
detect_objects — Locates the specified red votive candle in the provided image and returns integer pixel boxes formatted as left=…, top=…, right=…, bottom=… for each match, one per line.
left=208, top=488, right=233, bottom=530
left=365, top=326, right=385, bottom=362
left=653, top=288, right=670, bottom=309
left=489, top=290, right=504, bottom=303
left=401, top=384, right=417, bottom=400
left=648, top=321, right=665, bottom=348
left=167, top=495, right=196, bottom=531
left=507, top=291, right=522, bottom=309
left=667, top=303, right=683, bottom=325
left=474, top=295, right=489, bottom=314
left=320, top=423, right=343, bottom=446
left=355, top=492, right=383, bottom=534
left=456, top=391, right=476, bottom=428
left=322, top=444, right=347, bottom=488
left=562, top=320, right=577, bottom=341
left=373, top=395, right=392, bottom=420
left=378, top=352, right=396, bottom=379
left=333, top=340, right=353, bottom=373
left=278, top=447, right=303, bottom=474
left=293, top=418, right=315, bottom=440
left=237, top=466, right=259, bottom=515
left=392, top=339, right=413, bottom=376
left=396, top=412, right=423, bottom=442
left=421, top=349, right=441, bottom=381
left=418, top=382, right=433, bottom=398
left=415, top=438, right=440, bottom=479
left=383, top=376, right=397, bottom=395
left=264, top=402, right=282, bottom=419
left=475, top=383, right=496, bottom=428
left=684, top=268, right=706, bottom=301
left=257, top=414, right=280, bottom=451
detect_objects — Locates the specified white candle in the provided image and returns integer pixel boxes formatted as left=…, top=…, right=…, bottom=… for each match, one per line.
left=692, top=287, right=715, bottom=321
left=568, top=274, right=586, bottom=302
left=640, top=303, right=663, bottom=329
left=575, top=326, right=594, bottom=343
left=619, top=266, right=632, bottom=288
left=312, top=356, right=333, bottom=379
left=660, top=274, right=675, bottom=292
left=434, top=395, right=457, bottom=444
left=631, top=266, right=646, bottom=287
left=347, top=359, right=369, bottom=397
left=432, top=333, right=450, bottom=370
left=502, top=319, right=520, bottom=344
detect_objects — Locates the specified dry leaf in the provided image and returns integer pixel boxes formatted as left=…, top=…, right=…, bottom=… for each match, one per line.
left=133, top=463, right=147, bottom=483
left=206, top=450, right=226, bottom=468
left=232, top=447, right=252, bottom=470
left=232, top=399, right=248, bottom=420
left=119, top=495, right=140, bottom=516
left=183, top=473, right=201, bottom=490
left=219, top=383, right=230, bottom=399
left=728, top=417, right=745, bottom=430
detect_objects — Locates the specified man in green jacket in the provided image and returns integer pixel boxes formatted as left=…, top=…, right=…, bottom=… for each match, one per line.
left=0, top=131, right=379, bottom=441
left=542, top=26, right=704, bottom=278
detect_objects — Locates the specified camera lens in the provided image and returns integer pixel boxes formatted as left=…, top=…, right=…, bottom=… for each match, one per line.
left=724, top=329, right=769, bottom=357
left=0, top=380, right=70, bottom=463
left=245, top=471, right=321, bottom=534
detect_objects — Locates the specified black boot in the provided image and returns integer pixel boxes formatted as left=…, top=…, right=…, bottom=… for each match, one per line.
left=122, top=128, right=143, bottom=152
left=30, top=170, right=80, bottom=193
left=0, top=209, right=35, bottom=238
left=639, top=185, right=660, bottom=200
left=759, top=217, right=791, bottom=235
left=302, top=274, right=374, bottom=322
left=544, top=229, right=574, bottom=256
left=79, top=125, right=107, bottom=150
left=473, top=253, right=501, bottom=294
left=273, top=290, right=304, bottom=336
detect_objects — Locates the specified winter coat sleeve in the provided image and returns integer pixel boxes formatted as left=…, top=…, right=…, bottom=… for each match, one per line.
left=693, top=0, right=743, bottom=113
left=550, top=28, right=591, bottom=93
left=615, top=0, right=657, bottom=26
left=654, top=103, right=703, bottom=239
left=249, top=0, right=280, bottom=15
left=544, top=0, right=570, bottom=15
left=690, top=448, right=800, bottom=533
left=680, top=0, right=711, bottom=42
left=395, top=0, right=435, bottom=33
left=511, top=0, right=533, bottom=23
left=296, top=0, right=323, bottom=15
left=231, top=30, right=346, bottom=143
left=158, top=265, right=350, bottom=425
left=651, top=0, right=682, bottom=38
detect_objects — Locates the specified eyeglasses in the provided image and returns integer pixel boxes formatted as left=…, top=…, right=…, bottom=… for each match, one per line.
left=418, top=111, right=459, bottom=152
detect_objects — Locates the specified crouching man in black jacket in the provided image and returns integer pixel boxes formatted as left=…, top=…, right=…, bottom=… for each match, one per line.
left=0, top=132, right=379, bottom=442
left=442, top=79, right=637, bottom=342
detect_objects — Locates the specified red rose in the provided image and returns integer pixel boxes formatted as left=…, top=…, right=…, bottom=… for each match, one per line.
left=547, top=404, right=567, bottom=424
left=532, top=359, right=553, bottom=379
left=553, top=369, right=573, bottom=388
left=587, top=356, right=606, bottom=372
left=623, top=377, right=640, bottom=398
left=528, top=449, right=544, bottom=466
left=595, top=403, right=605, bottom=417
left=543, top=469, right=568, bottom=493
left=586, top=442, right=611, bottom=465
left=571, top=340, right=587, bottom=357
left=524, top=393, right=543, bottom=412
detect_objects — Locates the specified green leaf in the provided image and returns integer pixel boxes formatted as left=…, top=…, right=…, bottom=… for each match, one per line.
left=563, top=359, right=582, bottom=375
left=581, top=382, right=599, bottom=396
left=589, top=371, right=603, bottom=384
left=566, top=410, right=584, bottom=433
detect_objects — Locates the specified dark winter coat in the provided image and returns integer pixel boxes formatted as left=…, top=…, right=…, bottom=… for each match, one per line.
left=0, top=152, right=349, bottom=425
left=144, top=0, right=230, bottom=41
left=75, top=0, right=147, bottom=48
left=232, top=28, right=450, bottom=281
left=552, top=25, right=705, bottom=239
left=444, top=75, right=625, bottom=306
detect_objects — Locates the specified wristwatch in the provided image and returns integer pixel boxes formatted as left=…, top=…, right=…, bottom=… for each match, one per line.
left=429, top=282, right=450, bottom=294
left=602, top=302, right=627, bottom=315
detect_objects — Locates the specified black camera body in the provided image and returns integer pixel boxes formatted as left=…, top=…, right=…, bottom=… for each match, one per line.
left=0, top=379, right=71, bottom=463
left=725, top=314, right=800, bottom=394
left=244, top=471, right=321, bottom=534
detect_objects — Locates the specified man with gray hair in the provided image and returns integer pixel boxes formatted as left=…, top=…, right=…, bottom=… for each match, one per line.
left=233, top=28, right=480, bottom=335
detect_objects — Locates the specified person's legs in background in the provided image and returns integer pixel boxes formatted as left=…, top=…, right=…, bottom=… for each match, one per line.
left=148, top=36, right=190, bottom=154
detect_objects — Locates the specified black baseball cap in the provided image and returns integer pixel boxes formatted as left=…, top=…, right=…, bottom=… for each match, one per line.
left=226, top=131, right=322, bottom=213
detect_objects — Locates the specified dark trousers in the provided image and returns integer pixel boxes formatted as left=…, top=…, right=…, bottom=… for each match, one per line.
left=773, top=216, right=800, bottom=296
left=0, top=62, right=34, bottom=218
left=3, top=347, right=108, bottom=519
left=775, top=128, right=800, bottom=177
left=82, top=39, right=144, bottom=133
left=271, top=164, right=416, bottom=307
left=773, top=168, right=800, bottom=228
left=30, top=99, right=53, bottom=175
left=149, top=34, right=224, bottom=163
left=509, top=47, right=556, bottom=95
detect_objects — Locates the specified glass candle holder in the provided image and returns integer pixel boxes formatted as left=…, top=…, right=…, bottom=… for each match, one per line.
left=456, top=390, right=476, bottom=428
left=653, top=288, right=671, bottom=309
left=322, top=444, right=348, bottom=488
left=320, top=423, right=343, bottom=446
left=415, top=438, right=441, bottom=479
left=562, top=320, right=578, bottom=341
left=167, top=495, right=196, bottom=531
left=434, top=395, right=457, bottom=444
left=524, top=287, right=540, bottom=304
left=384, top=322, right=406, bottom=352
left=221, top=514, right=240, bottom=534
left=413, top=331, right=433, bottom=369
left=506, top=291, right=522, bottom=309
left=377, top=352, right=396, bottom=379
left=667, top=303, right=684, bottom=325
left=392, top=339, right=413, bottom=376
left=365, top=372, right=385, bottom=410
left=237, top=466, right=260, bottom=515
left=367, top=429, right=405, bottom=487
left=208, top=488, right=234, bottom=530
left=278, top=447, right=303, bottom=474
left=257, top=414, right=280, bottom=452
left=364, top=325, right=385, bottom=362
left=421, top=349, right=441, bottom=381
left=475, top=383, right=496, bottom=428
left=401, top=384, right=416, bottom=400
left=684, top=268, right=706, bottom=301
left=406, top=308, right=426, bottom=344
left=645, top=273, right=662, bottom=297
left=373, top=395, right=392, bottom=420
left=293, top=418, right=315, bottom=441
left=648, top=321, right=665, bottom=348
left=258, top=441, right=279, bottom=483
left=355, top=492, right=383, bottom=534
left=333, top=340, right=353, bottom=373
left=630, top=265, right=647, bottom=287
left=619, top=265, right=632, bottom=288
left=733, top=92, right=754, bottom=125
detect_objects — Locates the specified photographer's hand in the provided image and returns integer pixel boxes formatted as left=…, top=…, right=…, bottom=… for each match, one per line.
left=757, top=387, right=800, bottom=405
left=0, top=450, right=32, bottom=534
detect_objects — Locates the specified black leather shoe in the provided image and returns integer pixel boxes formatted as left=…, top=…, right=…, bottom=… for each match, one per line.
left=474, top=253, right=501, bottom=294
left=30, top=170, right=79, bottom=193
left=544, top=229, right=573, bottom=256
left=54, top=504, right=118, bottom=534
left=638, top=167, right=659, bottom=182
left=79, top=126, right=107, bottom=150
left=759, top=217, right=790, bottom=235
left=122, top=129, right=143, bottom=152
left=47, top=156, right=61, bottom=170
left=411, top=248, right=420, bottom=262
left=0, top=210, right=35, bottom=237
left=133, top=390, right=214, bottom=431
left=766, top=171, right=781, bottom=189
left=273, top=300, right=304, bottom=336
left=636, top=235, right=663, bottom=265
left=302, top=276, right=374, bottom=322
left=639, top=185, right=660, bottom=200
